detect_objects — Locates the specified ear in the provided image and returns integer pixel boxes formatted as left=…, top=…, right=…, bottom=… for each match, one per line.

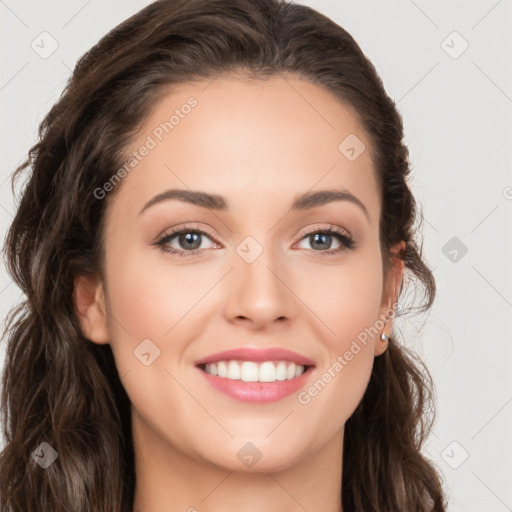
left=374, top=241, right=405, bottom=357
left=72, top=273, right=110, bottom=344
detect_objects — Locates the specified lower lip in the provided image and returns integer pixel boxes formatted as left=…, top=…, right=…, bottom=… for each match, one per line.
left=197, top=366, right=314, bottom=403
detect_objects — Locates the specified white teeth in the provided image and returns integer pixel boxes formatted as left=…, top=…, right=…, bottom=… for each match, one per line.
left=259, top=361, right=276, bottom=382
left=217, top=361, right=227, bottom=378
left=276, top=361, right=287, bottom=381
left=226, top=361, right=241, bottom=380
left=202, top=360, right=307, bottom=383
left=240, top=361, right=259, bottom=382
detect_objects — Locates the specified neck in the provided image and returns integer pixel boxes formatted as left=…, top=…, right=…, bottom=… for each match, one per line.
left=131, top=411, right=344, bottom=512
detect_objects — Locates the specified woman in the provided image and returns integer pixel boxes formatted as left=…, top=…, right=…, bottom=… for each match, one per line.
left=0, top=0, right=447, bottom=510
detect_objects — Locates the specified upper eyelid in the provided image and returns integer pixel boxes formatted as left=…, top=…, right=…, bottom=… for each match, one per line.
left=157, top=224, right=218, bottom=244
left=158, top=223, right=352, bottom=242
left=297, top=223, right=352, bottom=239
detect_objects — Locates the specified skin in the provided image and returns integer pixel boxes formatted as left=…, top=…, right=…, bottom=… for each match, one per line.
left=73, top=74, right=404, bottom=512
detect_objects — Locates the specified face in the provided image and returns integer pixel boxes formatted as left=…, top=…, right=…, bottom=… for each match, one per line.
left=74, top=74, right=403, bottom=473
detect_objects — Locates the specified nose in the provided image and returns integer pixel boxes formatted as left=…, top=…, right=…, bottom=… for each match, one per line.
left=223, top=246, right=296, bottom=330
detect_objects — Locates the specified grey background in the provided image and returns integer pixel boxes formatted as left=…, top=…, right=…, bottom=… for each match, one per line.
left=1, top=1, right=511, bottom=510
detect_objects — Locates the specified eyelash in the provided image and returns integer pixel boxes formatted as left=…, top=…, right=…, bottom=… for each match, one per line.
left=154, top=224, right=355, bottom=258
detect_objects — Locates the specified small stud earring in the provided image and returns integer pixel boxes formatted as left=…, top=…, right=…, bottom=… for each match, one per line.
left=380, top=332, right=388, bottom=342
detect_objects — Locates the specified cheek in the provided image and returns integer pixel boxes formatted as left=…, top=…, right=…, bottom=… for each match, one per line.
left=102, top=247, right=210, bottom=434
left=105, top=245, right=213, bottom=342
left=293, top=248, right=384, bottom=345
left=294, top=251, right=382, bottom=422
left=303, top=345, right=374, bottom=446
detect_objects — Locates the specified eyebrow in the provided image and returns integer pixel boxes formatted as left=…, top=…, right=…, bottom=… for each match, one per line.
left=139, top=188, right=369, bottom=220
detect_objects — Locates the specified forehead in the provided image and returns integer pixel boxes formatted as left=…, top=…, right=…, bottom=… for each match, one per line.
left=109, top=74, right=380, bottom=225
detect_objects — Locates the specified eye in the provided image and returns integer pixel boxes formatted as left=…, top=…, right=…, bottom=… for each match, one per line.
left=295, top=225, right=355, bottom=254
left=154, top=223, right=355, bottom=258
left=155, top=226, right=218, bottom=257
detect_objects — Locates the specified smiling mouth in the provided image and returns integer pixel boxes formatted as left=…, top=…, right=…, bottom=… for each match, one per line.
left=197, top=360, right=315, bottom=383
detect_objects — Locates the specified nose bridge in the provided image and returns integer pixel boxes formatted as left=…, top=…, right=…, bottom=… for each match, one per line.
left=225, top=227, right=294, bottom=325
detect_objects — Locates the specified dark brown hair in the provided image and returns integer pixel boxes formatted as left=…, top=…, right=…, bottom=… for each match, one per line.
left=0, top=0, right=447, bottom=510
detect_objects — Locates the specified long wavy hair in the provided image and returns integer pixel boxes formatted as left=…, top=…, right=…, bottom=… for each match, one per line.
left=0, top=0, right=447, bottom=510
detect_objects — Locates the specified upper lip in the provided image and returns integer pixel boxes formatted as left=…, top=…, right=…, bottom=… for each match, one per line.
left=194, top=347, right=316, bottom=367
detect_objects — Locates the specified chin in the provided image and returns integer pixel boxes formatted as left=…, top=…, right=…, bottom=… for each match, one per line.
left=200, top=438, right=308, bottom=474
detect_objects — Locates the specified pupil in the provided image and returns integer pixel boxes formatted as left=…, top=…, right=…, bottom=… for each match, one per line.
left=311, top=233, right=331, bottom=250
left=180, top=232, right=201, bottom=250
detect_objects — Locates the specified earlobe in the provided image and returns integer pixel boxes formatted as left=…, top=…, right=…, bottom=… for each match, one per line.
left=72, top=274, right=110, bottom=344
left=375, top=241, right=406, bottom=357
left=374, top=331, right=390, bottom=357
